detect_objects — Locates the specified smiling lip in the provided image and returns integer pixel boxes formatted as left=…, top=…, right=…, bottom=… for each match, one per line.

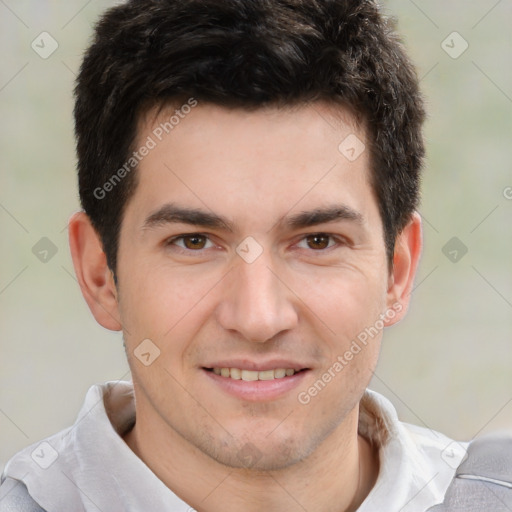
left=203, top=359, right=309, bottom=372
left=202, top=360, right=310, bottom=402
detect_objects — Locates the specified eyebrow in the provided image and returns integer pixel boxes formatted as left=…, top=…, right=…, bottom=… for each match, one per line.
left=285, top=205, right=363, bottom=230
left=142, top=204, right=234, bottom=232
left=142, top=203, right=364, bottom=232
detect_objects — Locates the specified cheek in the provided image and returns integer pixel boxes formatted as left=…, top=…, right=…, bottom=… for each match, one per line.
left=290, top=265, right=386, bottom=400
left=292, top=265, right=388, bottom=343
left=117, top=261, right=226, bottom=373
left=294, top=275, right=383, bottom=415
left=118, top=261, right=198, bottom=332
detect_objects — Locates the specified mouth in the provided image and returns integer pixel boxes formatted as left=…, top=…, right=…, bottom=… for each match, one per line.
left=204, top=367, right=308, bottom=381
left=202, top=364, right=310, bottom=401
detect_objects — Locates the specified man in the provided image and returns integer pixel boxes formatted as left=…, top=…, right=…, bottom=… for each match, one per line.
left=0, top=0, right=499, bottom=510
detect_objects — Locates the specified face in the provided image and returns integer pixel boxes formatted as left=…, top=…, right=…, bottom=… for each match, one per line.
left=112, top=102, right=401, bottom=470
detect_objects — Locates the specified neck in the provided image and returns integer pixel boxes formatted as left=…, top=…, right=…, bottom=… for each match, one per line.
left=124, top=403, right=379, bottom=512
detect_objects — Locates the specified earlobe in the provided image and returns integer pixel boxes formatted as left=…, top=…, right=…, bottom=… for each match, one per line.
left=68, top=211, right=123, bottom=331
left=384, top=212, right=422, bottom=326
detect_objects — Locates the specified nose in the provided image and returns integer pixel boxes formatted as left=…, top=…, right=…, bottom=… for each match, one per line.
left=216, top=251, right=299, bottom=343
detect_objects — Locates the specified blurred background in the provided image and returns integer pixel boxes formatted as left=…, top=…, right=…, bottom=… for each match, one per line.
left=1, top=0, right=511, bottom=472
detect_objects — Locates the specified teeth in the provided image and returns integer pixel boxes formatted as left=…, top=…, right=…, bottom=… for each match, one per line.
left=258, top=370, right=275, bottom=381
left=212, top=368, right=297, bottom=380
left=230, top=368, right=241, bottom=380
left=242, top=370, right=259, bottom=381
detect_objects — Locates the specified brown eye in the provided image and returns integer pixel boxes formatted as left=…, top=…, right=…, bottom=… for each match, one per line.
left=168, top=234, right=213, bottom=251
left=305, top=234, right=332, bottom=250
left=182, top=235, right=208, bottom=250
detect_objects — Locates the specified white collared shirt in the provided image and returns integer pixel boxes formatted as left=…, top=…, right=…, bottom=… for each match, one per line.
left=0, top=381, right=467, bottom=511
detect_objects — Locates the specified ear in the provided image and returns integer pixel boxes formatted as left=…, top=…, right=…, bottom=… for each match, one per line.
left=384, top=211, right=422, bottom=326
left=68, top=211, right=122, bottom=331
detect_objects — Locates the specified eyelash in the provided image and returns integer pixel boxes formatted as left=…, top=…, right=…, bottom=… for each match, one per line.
left=165, top=233, right=346, bottom=255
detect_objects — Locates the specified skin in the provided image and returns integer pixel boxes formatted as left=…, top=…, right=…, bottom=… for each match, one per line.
left=69, top=101, right=422, bottom=512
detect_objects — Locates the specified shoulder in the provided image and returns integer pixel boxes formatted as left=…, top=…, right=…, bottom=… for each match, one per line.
left=0, top=477, right=46, bottom=512
left=427, top=433, right=512, bottom=511
left=402, top=419, right=468, bottom=461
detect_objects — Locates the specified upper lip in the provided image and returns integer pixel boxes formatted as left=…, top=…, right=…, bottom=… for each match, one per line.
left=203, top=359, right=310, bottom=372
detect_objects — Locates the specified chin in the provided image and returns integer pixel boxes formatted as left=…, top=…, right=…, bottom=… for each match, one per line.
left=198, top=430, right=315, bottom=471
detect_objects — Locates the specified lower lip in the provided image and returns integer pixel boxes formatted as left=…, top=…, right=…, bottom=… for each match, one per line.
left=203, top=369, right=310, bottom=402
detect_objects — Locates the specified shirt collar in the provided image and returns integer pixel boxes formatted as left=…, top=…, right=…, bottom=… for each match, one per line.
left=357, top=389, right=465, bottom=512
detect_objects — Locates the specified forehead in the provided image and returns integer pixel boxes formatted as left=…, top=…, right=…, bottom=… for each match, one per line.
left=127, top=100, right=375, bottom=232
left=139, top=99, right=364, bottom=153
